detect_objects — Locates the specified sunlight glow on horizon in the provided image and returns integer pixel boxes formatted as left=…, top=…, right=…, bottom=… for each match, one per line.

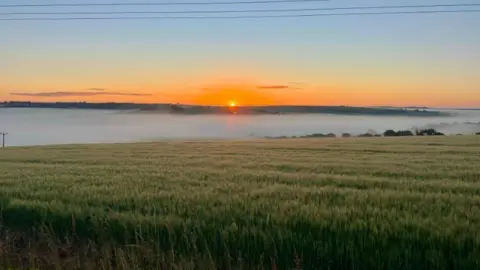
left=1, top=75, right=479, bottom=108
left=2, top=88, right=479, bottom=108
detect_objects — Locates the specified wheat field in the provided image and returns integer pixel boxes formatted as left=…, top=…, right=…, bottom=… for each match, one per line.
left=0, top=136, right=479, bottom=269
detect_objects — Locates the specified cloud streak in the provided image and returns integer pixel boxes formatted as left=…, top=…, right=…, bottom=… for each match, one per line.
left=256, top=85, right=289, bottom=89
left=10, top=91, right=152, bottom=97
left=87, top=88, right=105, bottom=91
left=256, top=84, right=303, bottom=90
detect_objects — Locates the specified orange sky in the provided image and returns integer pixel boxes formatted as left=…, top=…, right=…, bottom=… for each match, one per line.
left=2, top=85, right=478, bottom=108
left=2, top=78, right=478, bottom=107
left=3, top=57, right=479, bottom=107
left=2, top=61, right=479, bottom=107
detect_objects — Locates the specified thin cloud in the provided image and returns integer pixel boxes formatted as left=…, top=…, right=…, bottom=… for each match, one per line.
left=256, top=84, right=304, bottom=90
left=10, top=91, right=152, bottom=97
left=287, top=82, right=305, bottom=86
left=256, top=85, right=289, bottom=89
left=87, top=88, right=105, bottom=91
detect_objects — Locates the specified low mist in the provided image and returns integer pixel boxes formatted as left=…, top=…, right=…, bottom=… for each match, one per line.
left=0, top=108, right=479, bottom=147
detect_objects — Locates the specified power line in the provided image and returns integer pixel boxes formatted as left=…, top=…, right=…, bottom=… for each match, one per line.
left=1, top=9, right=479, bottom=21
left=2, top=3, right=480, bottom=15
left=0, top=0, right=329, bottom=8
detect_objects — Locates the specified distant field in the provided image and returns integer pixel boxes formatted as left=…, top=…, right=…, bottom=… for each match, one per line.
left=0, top=136, right=479, bottom=269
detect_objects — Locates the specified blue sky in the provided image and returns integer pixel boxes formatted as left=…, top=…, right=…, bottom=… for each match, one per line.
left=2, top=0, right=480, bottom=106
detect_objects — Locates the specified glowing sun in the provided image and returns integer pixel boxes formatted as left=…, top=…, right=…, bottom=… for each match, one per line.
left=228, top=101, right=237, bottom=107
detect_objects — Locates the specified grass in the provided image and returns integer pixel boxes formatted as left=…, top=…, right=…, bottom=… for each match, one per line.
left=0, top=136, right=479, bottom=269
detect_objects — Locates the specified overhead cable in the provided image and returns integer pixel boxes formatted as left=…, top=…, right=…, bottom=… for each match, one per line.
left=0, top=0, right=329, bottom=8
left=2, top=3, right=479, bottom=15
left=2, top=9, right=479, bottom=21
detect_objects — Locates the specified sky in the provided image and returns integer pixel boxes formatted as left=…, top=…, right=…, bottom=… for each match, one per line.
left=2, top=0, right=480, bottom=107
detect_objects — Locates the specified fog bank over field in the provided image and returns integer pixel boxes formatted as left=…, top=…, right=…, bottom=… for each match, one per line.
left=0, top=108, right=479, bottom=147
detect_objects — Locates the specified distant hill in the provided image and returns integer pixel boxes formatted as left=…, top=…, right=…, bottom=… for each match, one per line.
left=372, top=106, right=430, bottom=109
left=448, top=108, right=480, bottom=111
left=1, top=101, right=449, bottom=117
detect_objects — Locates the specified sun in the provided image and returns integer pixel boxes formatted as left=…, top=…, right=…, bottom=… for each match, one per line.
left=228, top=101, right=237, bottom=107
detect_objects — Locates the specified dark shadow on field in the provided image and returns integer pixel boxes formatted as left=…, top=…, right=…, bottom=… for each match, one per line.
left=0, top=203, right=478, bottom=270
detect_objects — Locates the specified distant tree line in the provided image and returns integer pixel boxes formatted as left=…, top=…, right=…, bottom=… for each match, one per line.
left=297, top=133, right=337, bottom=138
left=264, top=128, right=480, bottom=139
left=383, top=128, right=445, bottom=136
left=1, top=102, right=450, bottom=116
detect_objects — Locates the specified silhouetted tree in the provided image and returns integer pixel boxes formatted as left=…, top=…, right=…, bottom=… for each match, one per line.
left=326, top=133, right=336, bottom=138
left=383, top=130, right=397, bottom=137
left=341, top=133, right=352, bottom=138
left=396, top=130, right=414, bottom=136
left=415, top=128, right=439, bottom=136
left=302, top=133, right=325, bottom=138
left=357, top=133, right=374, bottom=137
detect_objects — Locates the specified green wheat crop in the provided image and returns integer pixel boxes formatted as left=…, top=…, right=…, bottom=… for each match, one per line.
left=0, top=136, right=479, bottom=269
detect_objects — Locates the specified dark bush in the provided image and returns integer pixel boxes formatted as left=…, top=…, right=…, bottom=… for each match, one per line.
left=415, top=128, right=439, bottom=136
left=383, top=130, right=397, bottom=137
left=397, top=130, right=414, bottom=136
left=476, top=132, right=480, bottom=135
left=341, top=133, right=352, bottom=138
left=357, top=133, right=374, bottom=137
left=300, top=133, right=336, bottom=138
left=301, top=133, right=325, bottom=138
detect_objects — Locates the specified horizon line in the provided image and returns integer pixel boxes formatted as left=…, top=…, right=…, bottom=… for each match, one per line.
left=2, top=101, right=479, bottom=109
